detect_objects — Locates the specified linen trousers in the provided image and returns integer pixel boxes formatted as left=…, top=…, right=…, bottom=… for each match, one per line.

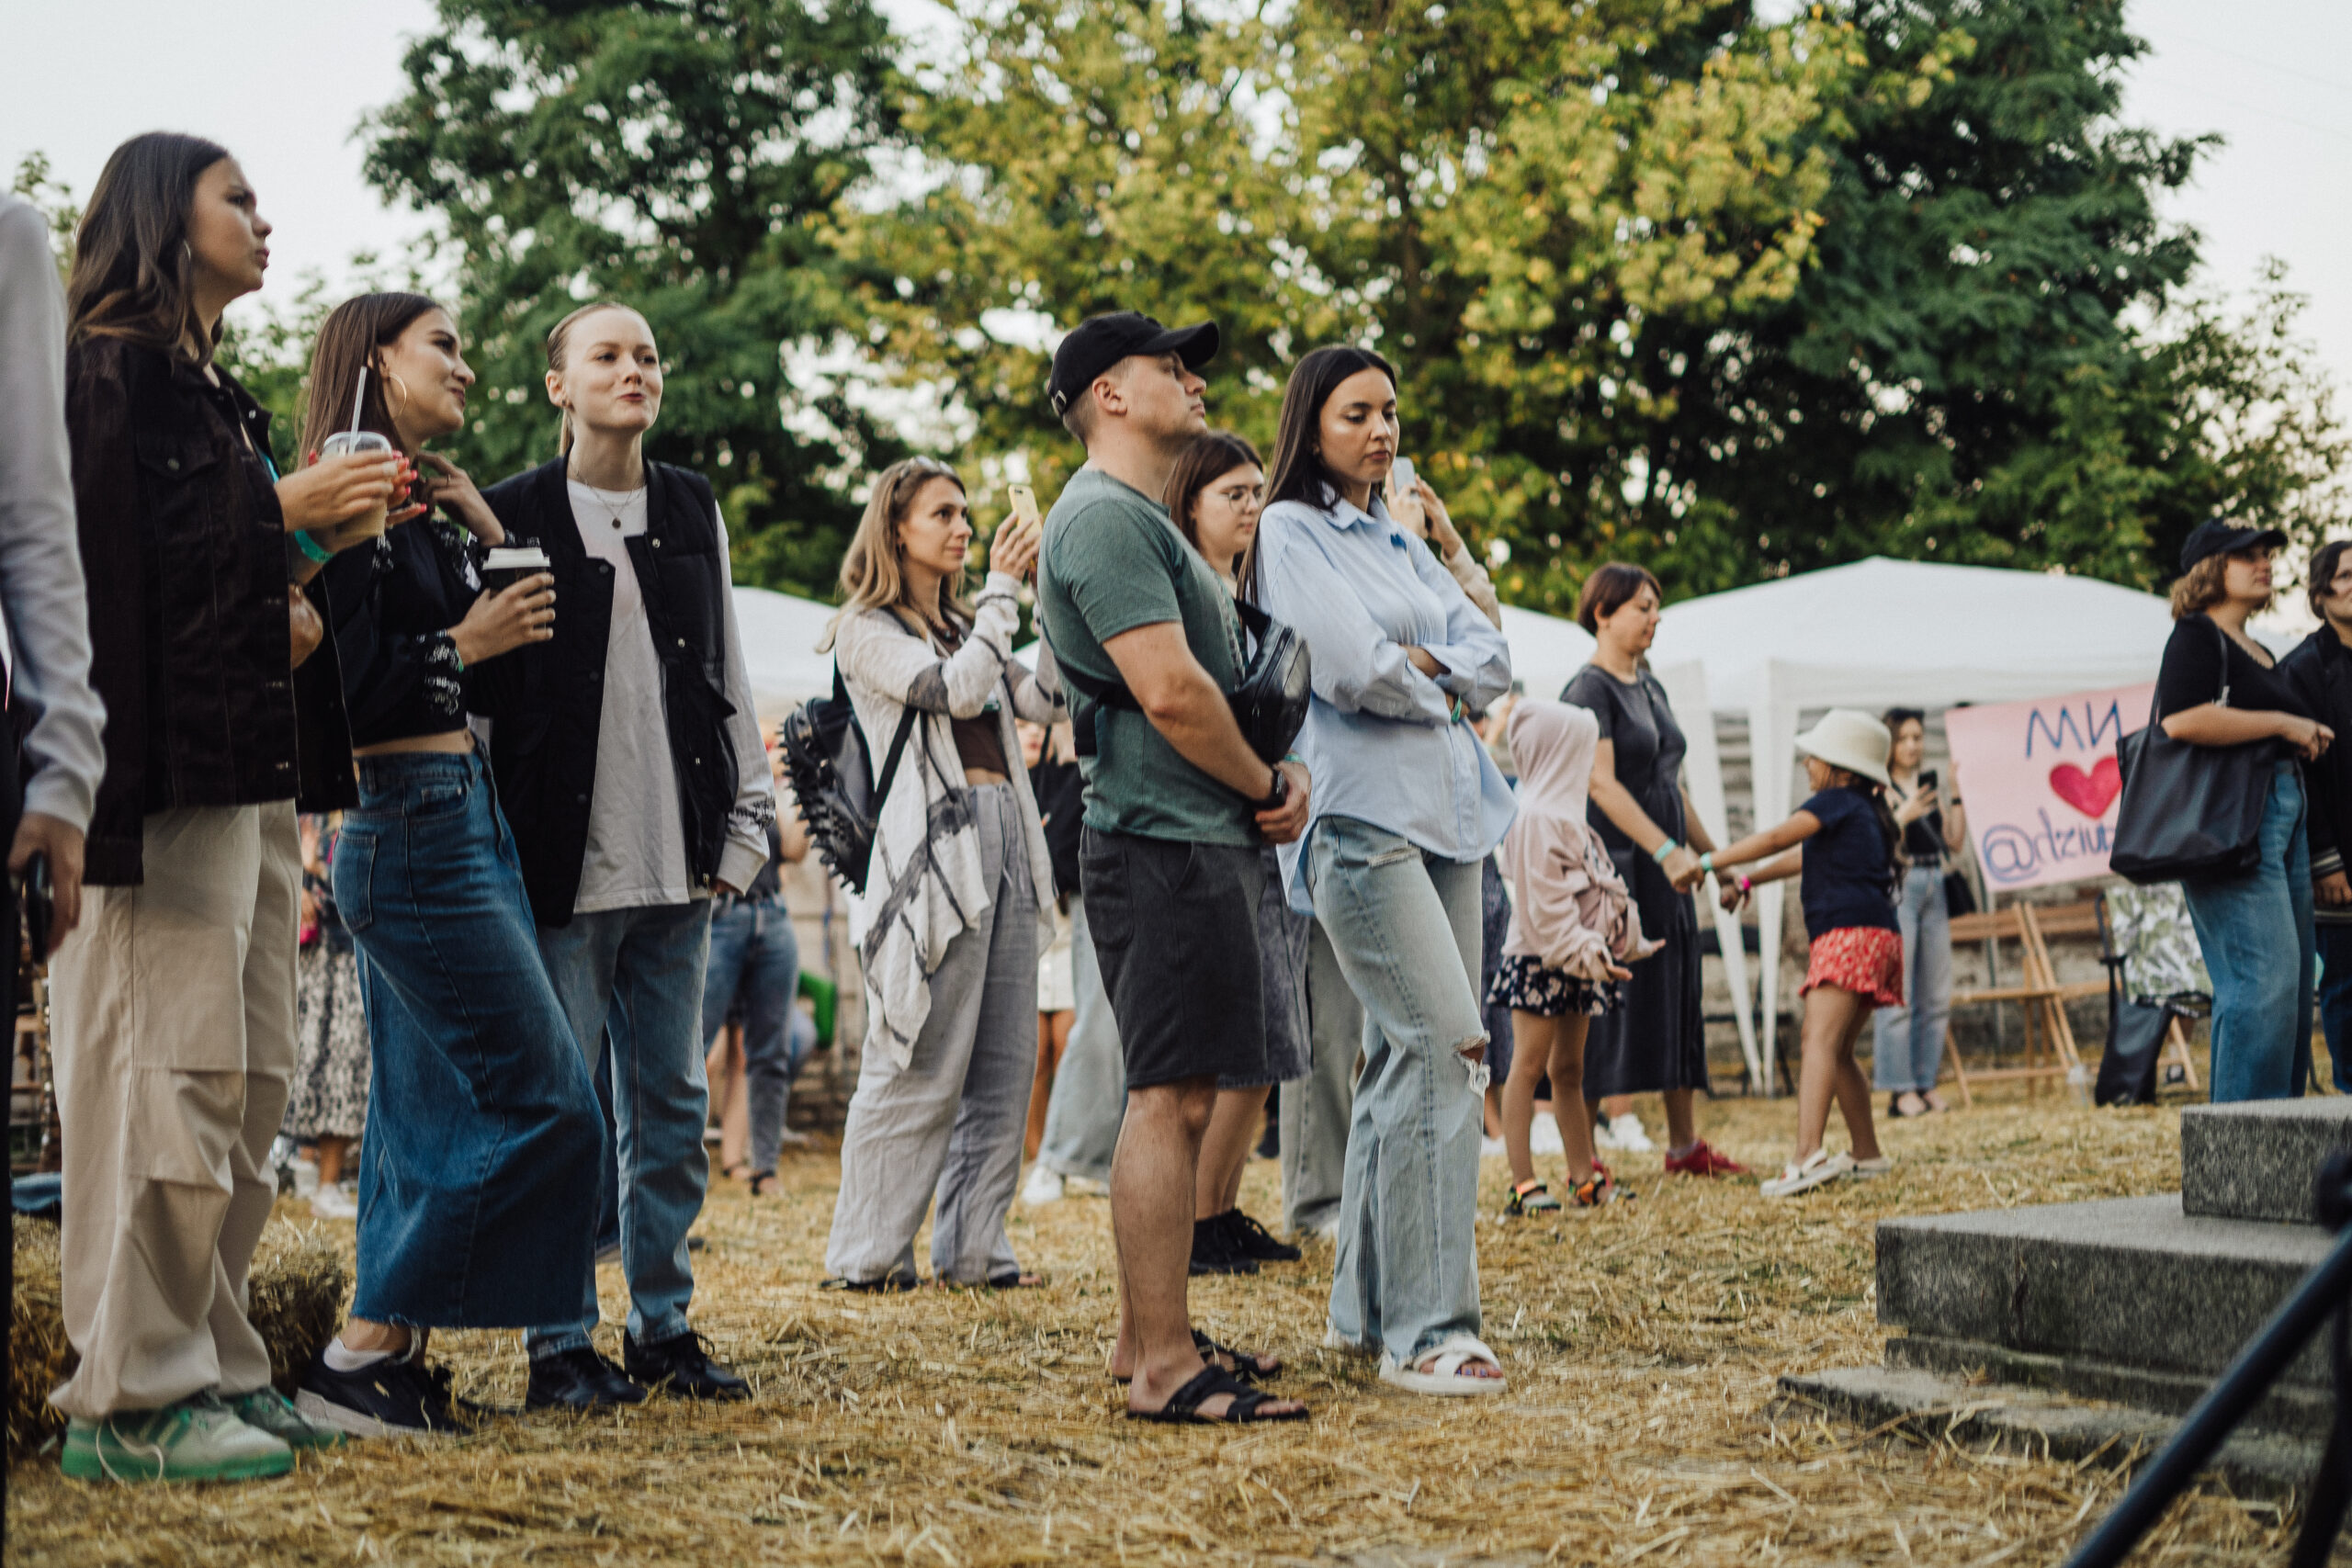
left=826, top=784, right=1037, bottom=1285
left=2181, top=761, right=2315, bottom=1103
left=51, top=803, right=299, bottom=1419
left=528, top=897, right=715, bottom=1356
left=1306, top=815, right=1488, bottom=1366
left=1278, top=920, right=1363, bottom=1237
left=1871, top=866, right=1954, bottom=1093
left=1036, top=895, right=1125, bottom=1185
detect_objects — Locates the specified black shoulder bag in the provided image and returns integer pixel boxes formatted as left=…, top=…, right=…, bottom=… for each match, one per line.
left=2109, top=620, right=2275, bottom=885
left=778, top=663, right=919, bottom=896
left=1057, top=599, right=1311, bottom=764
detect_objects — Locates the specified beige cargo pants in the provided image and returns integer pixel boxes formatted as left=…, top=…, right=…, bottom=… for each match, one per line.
left=49, top=803, right=300, bottom=1420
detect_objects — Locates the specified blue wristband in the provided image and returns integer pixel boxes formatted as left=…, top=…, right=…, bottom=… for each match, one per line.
left=1651, top=839, right=1679, bottom=865
left=293, top=530, right=333, bottom=565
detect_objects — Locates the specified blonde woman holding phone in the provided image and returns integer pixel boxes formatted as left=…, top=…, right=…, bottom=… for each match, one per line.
left=820, top=459, right=1065, bottom=1289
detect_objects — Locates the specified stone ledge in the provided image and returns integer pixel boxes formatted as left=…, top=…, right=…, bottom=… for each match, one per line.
left=1878, top=1195, right=2332, bottom=1386
left=2180, top=1096, right=2352, bottom=1225
left=1885, top=1332, right=2335, bottom=1440
left=1775, top=1365, right=2321, bottom=1501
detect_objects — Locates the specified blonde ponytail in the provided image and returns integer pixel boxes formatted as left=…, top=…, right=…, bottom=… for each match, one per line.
left=546, top=299, right=643, bottom=457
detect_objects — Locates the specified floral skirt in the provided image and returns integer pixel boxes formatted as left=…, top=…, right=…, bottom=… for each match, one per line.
left=1485, top=953, right=1623, bottom=1019
left=285, top=942, right=371, bottom=1141
left=1801, top=926, right=1905, bottom=1010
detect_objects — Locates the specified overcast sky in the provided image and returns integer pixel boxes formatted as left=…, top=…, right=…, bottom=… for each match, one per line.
left=6, top=0, right=2346, bottom=391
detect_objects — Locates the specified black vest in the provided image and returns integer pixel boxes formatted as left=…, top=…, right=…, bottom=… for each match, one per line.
left=475, top=458, right=741, bottom=927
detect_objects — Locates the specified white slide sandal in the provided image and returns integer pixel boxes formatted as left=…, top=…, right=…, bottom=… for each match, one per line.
left=1378, top=1335, right=1507, bottom=1397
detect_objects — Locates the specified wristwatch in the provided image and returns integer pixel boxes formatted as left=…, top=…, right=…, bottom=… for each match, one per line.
left=1254, top=766, right=1290, bottom=812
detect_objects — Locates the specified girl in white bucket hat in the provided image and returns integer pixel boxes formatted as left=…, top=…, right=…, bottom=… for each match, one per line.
left=1694, top=709, right=1902, bottom=1197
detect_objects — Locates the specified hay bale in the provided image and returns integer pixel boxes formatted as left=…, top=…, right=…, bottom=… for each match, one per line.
left=9, top=1213, right=348, bottom=1456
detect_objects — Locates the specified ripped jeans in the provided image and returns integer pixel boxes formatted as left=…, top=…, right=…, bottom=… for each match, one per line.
left=1305, top=815, right=1489, bottom=1365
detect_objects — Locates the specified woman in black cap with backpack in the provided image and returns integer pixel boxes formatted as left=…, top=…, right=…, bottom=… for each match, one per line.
left=2150, top=520, right=2331, bottom=1101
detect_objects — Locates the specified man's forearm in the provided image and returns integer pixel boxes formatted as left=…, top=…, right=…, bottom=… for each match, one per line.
left=1140, top=670, right=1275, bottom=799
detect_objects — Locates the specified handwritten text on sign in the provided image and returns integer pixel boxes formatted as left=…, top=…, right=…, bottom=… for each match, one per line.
left=1942, top=682, right=2155, bottom=892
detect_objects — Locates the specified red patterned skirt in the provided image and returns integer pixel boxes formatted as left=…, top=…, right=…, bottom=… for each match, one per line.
left=1801, top=926, right=1905, bottom=1009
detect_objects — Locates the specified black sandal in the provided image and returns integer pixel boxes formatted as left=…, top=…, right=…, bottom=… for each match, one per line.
left=1125, top=1365, right=1306, bottom=1425
left=1114, top=1329, right=1282, bottom=1383
left=820, top=1271, right=918, bottom=1292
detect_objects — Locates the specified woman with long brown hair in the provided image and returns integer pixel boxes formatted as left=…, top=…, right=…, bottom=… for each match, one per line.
left=820, top=457, right=1066, bottom=1289
left=286, top=292, right=607, bottom=1438
left=1252, top=345, right=1516, bottom=1395
left=51, top=132, right=397, bottom=1482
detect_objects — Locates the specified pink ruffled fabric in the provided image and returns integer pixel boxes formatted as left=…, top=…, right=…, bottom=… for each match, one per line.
left=1498, top=699, right=1657, bottom=983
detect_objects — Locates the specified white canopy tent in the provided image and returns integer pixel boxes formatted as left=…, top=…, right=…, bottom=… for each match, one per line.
left=732, top=585, right=839, bottom=719
left=1648, top=557, right=2179, bottom=1079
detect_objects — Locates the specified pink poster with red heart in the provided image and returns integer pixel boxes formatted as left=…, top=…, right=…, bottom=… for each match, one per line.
left=1940, top=682, right=2156, bottom=893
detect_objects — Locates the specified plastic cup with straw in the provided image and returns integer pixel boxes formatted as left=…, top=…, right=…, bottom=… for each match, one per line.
left=319, top=366, right=397, bottom=542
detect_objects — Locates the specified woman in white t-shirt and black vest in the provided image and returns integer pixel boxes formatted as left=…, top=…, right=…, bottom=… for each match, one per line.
left=473, top=302, right=775, bottom=1405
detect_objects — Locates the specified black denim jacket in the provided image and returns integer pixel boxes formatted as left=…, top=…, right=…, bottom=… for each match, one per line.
left=64, top=335, right=355, bottom=884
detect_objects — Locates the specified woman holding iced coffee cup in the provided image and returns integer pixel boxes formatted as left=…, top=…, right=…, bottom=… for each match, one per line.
left=289, top=293, right=606, bottom=1440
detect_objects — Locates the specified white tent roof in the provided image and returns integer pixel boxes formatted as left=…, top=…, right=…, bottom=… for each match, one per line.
left=1497, top=604, right=1595, bottom=701
left=732, top=586, right=838, bottom=718
left=1651, top=557, right=2175, bottom=714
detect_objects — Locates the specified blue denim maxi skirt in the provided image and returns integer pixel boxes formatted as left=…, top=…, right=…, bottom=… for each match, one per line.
left=335, top=750, right=605, bottom=1326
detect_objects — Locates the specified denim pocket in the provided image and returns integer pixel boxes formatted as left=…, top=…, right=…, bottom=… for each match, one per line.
left=412, top=781, right=469, bottom=819
left=334, top=831, right=379, bottom=934
left=1079, top=840, right=1132, bottom=950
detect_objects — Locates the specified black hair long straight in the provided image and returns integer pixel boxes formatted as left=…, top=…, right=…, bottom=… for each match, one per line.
left=66, top=131, right=232, bottom=359
left=1851, top=777, right=1907, bottom=894
left=1264, top=344, right=1397, bottom=513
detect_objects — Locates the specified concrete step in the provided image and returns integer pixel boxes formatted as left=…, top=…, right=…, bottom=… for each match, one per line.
left=1779, top=1365, right=2320, bottom=1501
left=2180, top=1095, right=2352, bottom=1225
left=1877, top=1194, right=2334, bottom=1397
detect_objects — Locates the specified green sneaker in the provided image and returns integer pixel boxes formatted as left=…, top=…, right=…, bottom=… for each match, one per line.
left=60, top=1396, right=293, bottom=1483
left=225, top=1386, right=345, bottom=1450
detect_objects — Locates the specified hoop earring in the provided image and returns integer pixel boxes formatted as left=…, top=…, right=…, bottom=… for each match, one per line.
left=381, top=372, right=413, bottom=423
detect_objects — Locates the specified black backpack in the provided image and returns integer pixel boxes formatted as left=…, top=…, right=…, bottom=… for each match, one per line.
left=777, top=666, right=917, bottom=896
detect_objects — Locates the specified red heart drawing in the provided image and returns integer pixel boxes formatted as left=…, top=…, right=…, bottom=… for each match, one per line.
left=2048, top=756, right=2121, bottom=819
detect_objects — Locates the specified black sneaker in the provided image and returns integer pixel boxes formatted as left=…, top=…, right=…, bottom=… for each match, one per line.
left=295, top=1347, right=475, bottom=1438
left=624, top=1329, right=750, bottom=1402
left=1219, top=1208, right=1302, bottom=1263
left=525, top=1347, right=649, bottom=1411
left=1189, top=1216, right=1260, bottom=1276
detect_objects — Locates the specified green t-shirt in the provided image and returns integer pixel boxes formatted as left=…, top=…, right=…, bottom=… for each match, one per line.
left=1039, top=468, right=1252, bottom=845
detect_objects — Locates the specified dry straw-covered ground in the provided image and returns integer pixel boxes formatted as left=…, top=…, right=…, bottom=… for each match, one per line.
left=6, top=1091, right=2336, bottom=1566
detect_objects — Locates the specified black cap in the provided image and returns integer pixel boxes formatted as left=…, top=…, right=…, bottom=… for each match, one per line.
left=2180, top=518, right=2288, bottom=572
left=1046, top=311, right=1219, bottom=418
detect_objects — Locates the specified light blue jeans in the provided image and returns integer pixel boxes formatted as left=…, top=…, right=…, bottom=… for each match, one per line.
left=700, top=895, right=805, bottom=1175
left=1306, top=816, right=1487, bottom=1365
left=2181, top=761, right=2314, bottom=1103
left=1278, top=921, right=1363, bottom=1236
left=526, top=898, right=715, bottom=1357
left=1872, top=867, right=1953, bottom=1093
left=1036, top=896, right=1125, bottom=1185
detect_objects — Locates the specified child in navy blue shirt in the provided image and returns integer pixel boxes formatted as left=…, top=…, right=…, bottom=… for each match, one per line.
left=1703, top=710, right=1902, bottom=1197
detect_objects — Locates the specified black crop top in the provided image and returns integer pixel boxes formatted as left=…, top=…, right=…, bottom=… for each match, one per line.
left=315, top=514, right=486, bottom=747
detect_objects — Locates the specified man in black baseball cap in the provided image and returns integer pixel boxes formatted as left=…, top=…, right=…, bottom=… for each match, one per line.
left=1046, top=311, right=1219, bottom=436
left=1034, top=311, right=1313, bottom=1423
left=2178, top=517, right=2288, bottom=573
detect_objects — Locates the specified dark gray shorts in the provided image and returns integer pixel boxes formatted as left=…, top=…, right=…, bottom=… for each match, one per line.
left=1080, top=826, right=1267, bottom=1090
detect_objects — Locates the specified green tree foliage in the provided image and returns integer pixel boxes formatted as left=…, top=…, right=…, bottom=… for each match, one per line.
left=851, top=0, right=2347, bottom=606
left=362, top=0, right=901, bottom=593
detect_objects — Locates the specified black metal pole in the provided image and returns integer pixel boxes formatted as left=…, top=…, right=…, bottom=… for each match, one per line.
left=2065, top=1161, right=2352, bottom=1568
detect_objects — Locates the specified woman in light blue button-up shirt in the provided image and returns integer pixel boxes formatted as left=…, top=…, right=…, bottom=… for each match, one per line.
left=1252, top=345, right=1515, bottom=1395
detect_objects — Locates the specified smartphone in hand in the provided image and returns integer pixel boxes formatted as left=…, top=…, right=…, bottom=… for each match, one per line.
left=1387, top=457, right=1426, bottom=535
left=1007, top=485, right=1042, bottom=529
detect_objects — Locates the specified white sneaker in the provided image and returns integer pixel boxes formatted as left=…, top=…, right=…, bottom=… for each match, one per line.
left=1591, top=1116, right=1623, bottom=1151
left=1478, top=1135, right=1506, bottom=1161
left=1063, top=1175, right=1110, bottom=1198
left=1530, top=1117, right=1565, bottom=1156
left=310, top=1181, right=357, bottom=1221
left=1760, top=1148, right=1854, bottom=1198
left=1850, top=1155, right=1894, bottom=1179
left=1021, top=1164, right=1064, bottom=1206
left=1604, top=1113, right=1654, bottom=1153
